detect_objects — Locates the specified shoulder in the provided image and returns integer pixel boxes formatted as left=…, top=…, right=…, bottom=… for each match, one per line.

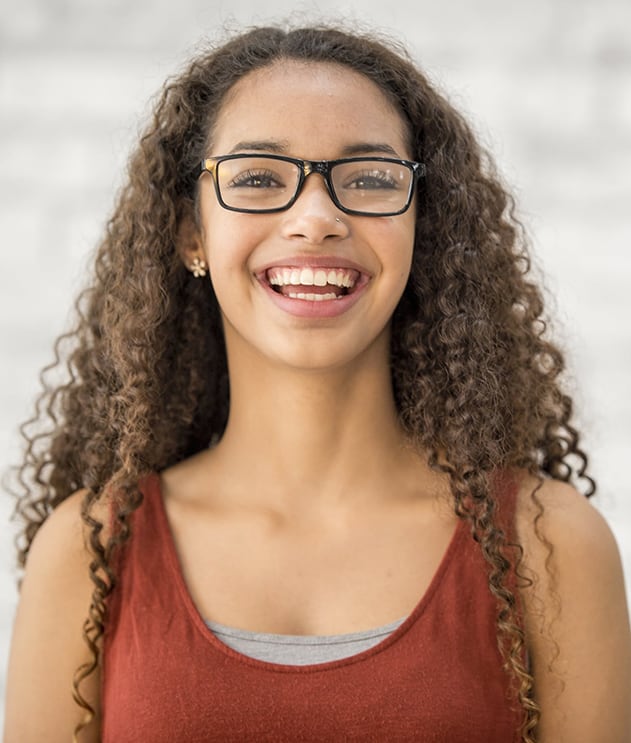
left=25, top=488, right=112, bottom=573
left=21, top=489, right=92, bottom=585
left=4, top=489, right=105, bottom=742
left=513, top=474, right=625, bottom=626
left=513, top=475, right=621, bottom=578
left=512, top=475, right=631, bottom=742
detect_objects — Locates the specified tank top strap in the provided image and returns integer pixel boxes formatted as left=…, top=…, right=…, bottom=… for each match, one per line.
left=491, top=468, right=520, bottom=541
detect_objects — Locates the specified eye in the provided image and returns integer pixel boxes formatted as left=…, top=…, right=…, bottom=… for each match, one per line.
left=228, top=169, right=285, bottom=189
left=342, top=169, right=400, bottom=190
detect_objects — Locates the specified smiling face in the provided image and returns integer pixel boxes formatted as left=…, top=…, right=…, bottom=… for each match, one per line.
left=193, top=60, right=416, bottom=373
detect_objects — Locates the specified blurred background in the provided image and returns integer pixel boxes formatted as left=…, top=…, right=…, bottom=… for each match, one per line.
left=1, top=0, right=630, bottom=727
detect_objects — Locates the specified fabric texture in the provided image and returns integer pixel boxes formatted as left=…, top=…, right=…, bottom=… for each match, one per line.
left=101, top=473, right=523, bottom=742
left=205, top=615, right=407, bottom=665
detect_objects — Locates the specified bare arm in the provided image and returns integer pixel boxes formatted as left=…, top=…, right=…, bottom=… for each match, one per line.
left=3, top=490, right=101, bottom=743
left=518, top=479, right=631, bottom=743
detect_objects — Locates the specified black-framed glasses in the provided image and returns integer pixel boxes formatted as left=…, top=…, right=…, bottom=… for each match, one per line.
left=198, top=154, right=426, bottom=216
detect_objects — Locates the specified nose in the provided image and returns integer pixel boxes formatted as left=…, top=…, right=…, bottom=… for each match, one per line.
left=280, top=174, right=348, bottom=244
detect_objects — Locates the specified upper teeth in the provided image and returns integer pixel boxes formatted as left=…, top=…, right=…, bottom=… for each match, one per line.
left=267, top=267, right=357, bottom=288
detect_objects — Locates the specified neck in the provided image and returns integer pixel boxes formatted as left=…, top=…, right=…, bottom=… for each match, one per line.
left=211, top=335, right=419, bottom=515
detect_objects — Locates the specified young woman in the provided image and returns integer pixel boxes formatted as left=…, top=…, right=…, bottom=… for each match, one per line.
left=4, top=25, right=630, bottom=743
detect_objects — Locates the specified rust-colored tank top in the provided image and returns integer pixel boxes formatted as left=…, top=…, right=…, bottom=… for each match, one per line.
left=102, top=473, right=523, bottom=742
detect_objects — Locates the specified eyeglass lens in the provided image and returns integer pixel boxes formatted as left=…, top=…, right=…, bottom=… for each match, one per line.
left=215, top=157, right=413, bottom=213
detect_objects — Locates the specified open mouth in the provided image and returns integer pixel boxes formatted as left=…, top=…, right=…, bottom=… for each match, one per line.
left=265, top=266, right=361, bottom=301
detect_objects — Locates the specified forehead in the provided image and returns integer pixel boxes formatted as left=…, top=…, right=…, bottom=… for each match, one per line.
left=210, top=60, right=411, bottom=156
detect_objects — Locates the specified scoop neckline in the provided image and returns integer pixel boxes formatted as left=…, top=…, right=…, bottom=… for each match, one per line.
left=206, top=614, right=407, bottom=644
left=147, top=472, right=467, bottom=675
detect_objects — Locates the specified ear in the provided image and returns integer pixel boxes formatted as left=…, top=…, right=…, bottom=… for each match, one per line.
left=175, top=205, right=205, bottom=271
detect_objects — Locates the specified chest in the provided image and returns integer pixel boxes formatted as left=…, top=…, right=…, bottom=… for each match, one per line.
left=163, top=497, right=459, bottom=635
left=103, top=638, right=521, bottom=743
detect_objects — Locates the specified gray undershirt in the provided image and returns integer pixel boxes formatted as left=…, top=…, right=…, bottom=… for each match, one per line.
left=206, top=616, right=406, bottom=665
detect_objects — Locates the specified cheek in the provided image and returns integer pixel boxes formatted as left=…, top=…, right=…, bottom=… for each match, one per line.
left=377, top=218, right=415, bottom=275
left=201, top=211, right=255, bottom=271
left=201, top=217, right=270, bottom=316
left=388, top=227, right=415, bottom=303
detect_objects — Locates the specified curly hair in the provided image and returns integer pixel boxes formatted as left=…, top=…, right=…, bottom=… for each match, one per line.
left=11, top=24, right=593, bottom=742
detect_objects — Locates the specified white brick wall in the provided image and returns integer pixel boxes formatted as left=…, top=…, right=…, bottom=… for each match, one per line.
left=1, top=0, right=630, bottom=727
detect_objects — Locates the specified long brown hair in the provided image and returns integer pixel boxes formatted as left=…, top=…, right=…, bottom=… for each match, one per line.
left=11, top=25, right=593, bottom=741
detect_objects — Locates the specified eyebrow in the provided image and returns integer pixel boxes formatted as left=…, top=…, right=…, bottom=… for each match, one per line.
left=339, top=142, right=400, bottom=157
left=228, top=140, right=402, bottom=157
left=229, top=140, right=289, bottom=154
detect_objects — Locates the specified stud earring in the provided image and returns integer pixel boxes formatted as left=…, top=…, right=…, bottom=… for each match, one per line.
left=189, top=256, right=207, bottom=278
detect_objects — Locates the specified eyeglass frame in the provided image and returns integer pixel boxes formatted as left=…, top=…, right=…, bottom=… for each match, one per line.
left=198, top=153, right=426, bottom=217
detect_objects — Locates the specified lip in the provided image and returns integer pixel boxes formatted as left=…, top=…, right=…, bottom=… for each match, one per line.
left=254, top=255, right=372, bottom=319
